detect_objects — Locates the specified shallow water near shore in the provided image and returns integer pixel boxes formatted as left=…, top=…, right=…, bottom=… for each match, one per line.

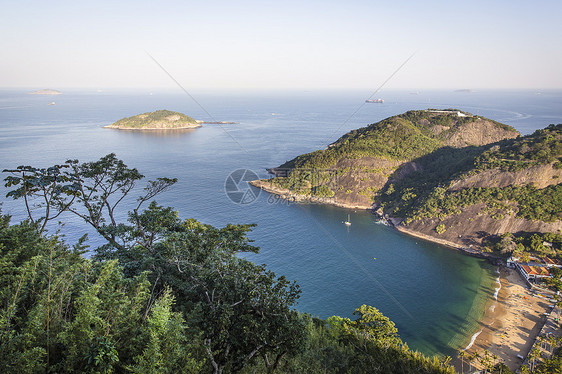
left=1, top=88, right=561, bottom=356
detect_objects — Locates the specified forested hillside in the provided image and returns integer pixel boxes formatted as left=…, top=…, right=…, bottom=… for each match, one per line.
left=381, top=124, right=562, bottom=251
left=254, top=112, right=560, bottom=255
left=1, top=154, right=455, bottom=373
left=260, top=110, right=519, bottom=209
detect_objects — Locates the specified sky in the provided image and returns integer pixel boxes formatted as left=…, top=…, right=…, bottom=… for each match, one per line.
left=1, top=0, right=561, bottom=90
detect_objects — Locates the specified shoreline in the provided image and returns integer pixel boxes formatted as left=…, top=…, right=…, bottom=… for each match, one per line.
left=249, top=179, right=373, bottom=210
left=251, top=179, right=497, bottom=260
left=252, top=179, right=551, bottom=372
left=103, top=124, right=201, bottom=130
left=455, top=267, right=551, bottom=372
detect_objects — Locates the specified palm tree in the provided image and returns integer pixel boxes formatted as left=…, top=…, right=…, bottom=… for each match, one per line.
left=441, top=355, right=452, bottom=369
left=467, top=352, right=475, bottom=373
left=538, top=335, right=546, bottom=350
left=529, top=346, right=541, bottom=372
left=471, top=351, right=481, bottom=373
left=497, top=359, right=507, bottom=374
left=548, top=334, right=557, bottom=355
left=492, top=353, right=499, bottom=372
left=458, top=350, right=466, bottom=374
left=481, top=349, right=494, bottom=373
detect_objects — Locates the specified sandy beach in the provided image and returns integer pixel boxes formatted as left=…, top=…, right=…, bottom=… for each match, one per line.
left=251, top=180, right=554, bottom=372
left=456, top=268, right=551, bottom=372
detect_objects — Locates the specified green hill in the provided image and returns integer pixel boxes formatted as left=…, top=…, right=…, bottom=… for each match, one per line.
left=256, top=109, right=519, bottom=209
left=105, top=109, right=201, bottom=130
left=380, top=124, right=562, bottom=251
left=253, top=111, right=561, bottom=254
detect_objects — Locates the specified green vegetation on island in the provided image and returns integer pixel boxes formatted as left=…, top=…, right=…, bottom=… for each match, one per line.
left=105, top=110, right=201, bottom=130
left=257, top=111, right=561, bottom=254
left=378, top=124, right=562, bottom=223
left=1, top=154, right=456, bottom=374
left=29, top=89, right=62, bottom=95
left=474, top=124, right=562, bottom=172
left=281, top=109, right=514, bottom=170
left=262, top=109, right=519, bottom=208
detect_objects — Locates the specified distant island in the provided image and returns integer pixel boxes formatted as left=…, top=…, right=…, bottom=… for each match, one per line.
left=29, top=89, right=62, bottom=95
left=105, top=110, right=202, bottom=130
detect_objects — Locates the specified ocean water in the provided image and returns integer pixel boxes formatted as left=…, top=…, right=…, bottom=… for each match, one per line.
left=1, top=88, right=561, bottom=356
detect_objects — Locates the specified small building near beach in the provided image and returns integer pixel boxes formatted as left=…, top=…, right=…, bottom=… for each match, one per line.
left=541, top=257, right=562, bottom=268
left=518, top=264, right=551, bottom=281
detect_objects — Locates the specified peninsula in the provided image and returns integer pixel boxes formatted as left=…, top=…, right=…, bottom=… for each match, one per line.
left=104, top=110, right=202, bottom=130
left=29, top=89, right=62, bottom=95
left=251, top=109, right=561, bottom=251
left=251, top=109, right=562, bottom=371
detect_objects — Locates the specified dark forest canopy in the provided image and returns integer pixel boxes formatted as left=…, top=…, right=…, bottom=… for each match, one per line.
left=1, top=154, right=456, bottom=373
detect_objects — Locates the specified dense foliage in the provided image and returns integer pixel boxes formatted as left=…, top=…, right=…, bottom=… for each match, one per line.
left=281, top=110, right=487, bottom=170
left=1, top=155, right=456, bottom=374
left=475, top=124, right=562, bottom=172
left=377, top=124, right=562, bottom=224
left=111, top=110, right=197, bottom=128
left=484, top=232, right=562, bottom=257
left=269, top=110, right=517, bottom=200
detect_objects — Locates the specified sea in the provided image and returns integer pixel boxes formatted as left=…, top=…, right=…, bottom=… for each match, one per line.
left=1, top=88, right=561, bottom=357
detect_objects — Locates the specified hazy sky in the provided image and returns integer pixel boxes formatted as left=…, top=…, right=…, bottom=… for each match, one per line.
left=1, top=0, right=561, bottom=90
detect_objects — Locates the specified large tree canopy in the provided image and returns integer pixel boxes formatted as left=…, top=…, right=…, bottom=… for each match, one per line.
left=2, top=154, right=460, bottom=374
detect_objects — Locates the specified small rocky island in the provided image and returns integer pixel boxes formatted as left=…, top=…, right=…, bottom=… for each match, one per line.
left=105, top=110, right=202, bottom=130
left=29, top=89, right=62, bottom=95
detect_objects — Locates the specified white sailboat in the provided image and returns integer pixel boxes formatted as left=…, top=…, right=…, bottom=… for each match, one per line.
left=344, top=214, right=351, bottom=226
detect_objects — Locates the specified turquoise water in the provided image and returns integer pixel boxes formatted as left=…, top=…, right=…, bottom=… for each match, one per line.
left=1, top=88, right=560, bottom=356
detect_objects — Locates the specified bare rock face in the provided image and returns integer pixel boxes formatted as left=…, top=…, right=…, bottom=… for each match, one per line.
left=450, top=164, right=562, bottom=191
left=439, top=118, right=519, bottom=147
left=395, top=124, right=562, bottom=250
left=329, top=158, right=403, bottom=208
left=404, top=204, right=562, bottom=249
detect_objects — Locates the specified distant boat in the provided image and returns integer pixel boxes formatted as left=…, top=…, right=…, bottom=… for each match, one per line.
left=344, top=214, right=351, bottom=226
left=48, top=102, right=56, bottom=106
left=365, top=99, right=384, bottom=103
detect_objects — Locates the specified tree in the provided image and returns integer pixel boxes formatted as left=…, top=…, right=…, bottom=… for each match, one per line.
left=0, top=213, right=200, bottom=373
left=347, top=304, right=400, bottom=346
left=529, top=345, right=542, bottom=372
left=458, top=350, right=466, bottom=374
left=3, top=155, right=307, bottom=374
left=128, top=287, right=201, bottom=374
left=3, top=164, right=81, bottom=233
left=3, top=153, right=177, bottom=246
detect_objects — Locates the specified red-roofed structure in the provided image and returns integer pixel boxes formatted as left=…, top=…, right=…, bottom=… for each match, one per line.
left=519, top=264, right=551, bottom=281
left=542, top=257, right=562, bottom=267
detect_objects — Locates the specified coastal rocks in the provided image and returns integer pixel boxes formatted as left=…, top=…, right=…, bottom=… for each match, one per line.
left=249, top=179, right=373, bottom=210
left=402, top=203, right=562, bottom=249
